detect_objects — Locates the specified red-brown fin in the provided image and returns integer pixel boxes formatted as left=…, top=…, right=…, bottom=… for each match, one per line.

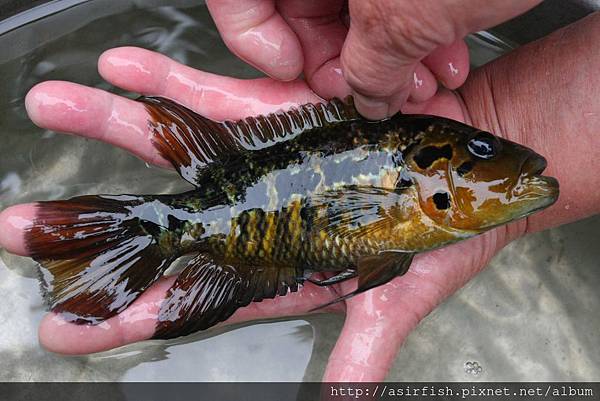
left=138, top=96, right=360, bottom=186
left=309, top=252, right=414, bottom=311
left=153, top=254, right=302, bottom=339
left=25, top=195, right=177, bottom=324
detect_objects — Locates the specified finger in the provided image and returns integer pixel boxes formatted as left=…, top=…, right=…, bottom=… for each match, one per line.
left=205, top=0, right=303, bottom=81
left=343, top=0, right=444, bottom=119
left=341, top=24, right=415, bottom=120
left=380, top=63, right=439, bottom=119
left=407, top=62, right=438, bottom=103
left=422, top=40, right=470, bottom=89
left=401, top=88, right=467, bottom=122
left=99, top=47, right=320, bottom=120
left=39, top=278, right=341, bottom=355
left=323, top=227, right=518, bottom=381
left=277, top=0, right=351, bottom=99
left=25, top=81, right=170, bottom=168
left=341, top=0, right=542, bottom=119
left=39, top=277, right=175, bottom=355
left=25, top=51, right=321, bottom=169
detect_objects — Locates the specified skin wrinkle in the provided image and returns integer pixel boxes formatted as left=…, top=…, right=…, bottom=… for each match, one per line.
left=350, top=1, right=454, bottom=61
left=385, top=2, right=455, bottom=57
left=482, top=67, right=509, bottom=139
left=243, top=3, right=277, bottom=32
left=205, top=1, right=543, bottom=119
left=405, top=263, right=456, bottom=302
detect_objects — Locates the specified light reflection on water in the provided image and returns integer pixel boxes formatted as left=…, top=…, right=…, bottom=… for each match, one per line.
left=0, top=1, right=598, bottom=382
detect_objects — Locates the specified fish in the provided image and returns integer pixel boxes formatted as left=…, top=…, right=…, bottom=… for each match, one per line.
left=22, top=96, right=559, bottom=339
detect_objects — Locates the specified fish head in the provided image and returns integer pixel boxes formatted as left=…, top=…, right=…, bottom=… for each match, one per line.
left=403, top=120, right=559, bottom=233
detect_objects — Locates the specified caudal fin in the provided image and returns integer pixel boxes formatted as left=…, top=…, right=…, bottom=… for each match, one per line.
left=25, top=195, right=177, bottom=324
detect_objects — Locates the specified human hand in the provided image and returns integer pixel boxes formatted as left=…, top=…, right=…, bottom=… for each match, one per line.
left=206, top=0, right=542, bottom=119
left=1, top=11, right=600, bottom=381
left=0, top=47, right=503, bottom=381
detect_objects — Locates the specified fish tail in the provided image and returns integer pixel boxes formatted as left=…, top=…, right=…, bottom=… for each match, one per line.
left=25, top=194, right=179, bottom=324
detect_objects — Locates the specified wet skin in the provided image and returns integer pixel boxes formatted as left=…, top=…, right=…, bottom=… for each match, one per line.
left=0, top=12, right=599, bottom=381
left=206, top=0, right=542, bottom=118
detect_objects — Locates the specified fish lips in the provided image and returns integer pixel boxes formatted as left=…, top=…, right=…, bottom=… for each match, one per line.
left=514, top=153, right=559, bottom=212
left=522, top=152, right=548, bottom=176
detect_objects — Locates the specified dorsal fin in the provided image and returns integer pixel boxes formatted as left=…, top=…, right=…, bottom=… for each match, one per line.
left=139, top=96, right=360, bottom=186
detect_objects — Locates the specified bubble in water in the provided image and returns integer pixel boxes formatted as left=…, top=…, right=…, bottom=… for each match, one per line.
left=464, top=361, right=483, bottom=376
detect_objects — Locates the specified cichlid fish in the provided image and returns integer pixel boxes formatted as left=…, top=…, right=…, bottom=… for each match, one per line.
left=23, top=97, right=558, bottom=339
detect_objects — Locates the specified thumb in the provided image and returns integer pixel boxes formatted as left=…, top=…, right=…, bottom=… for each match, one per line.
left=341, top=0, right=542, bottom=119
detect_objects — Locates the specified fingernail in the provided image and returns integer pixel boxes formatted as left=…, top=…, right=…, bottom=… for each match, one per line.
left=352, top=92, right=390, bottom=120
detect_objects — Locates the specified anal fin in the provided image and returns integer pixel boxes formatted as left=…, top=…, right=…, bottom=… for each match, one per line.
left=153, top=254, right=302, bottom=339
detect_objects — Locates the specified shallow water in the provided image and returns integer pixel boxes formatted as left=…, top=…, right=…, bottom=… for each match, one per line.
left=0, top=1, right=598, bottom=382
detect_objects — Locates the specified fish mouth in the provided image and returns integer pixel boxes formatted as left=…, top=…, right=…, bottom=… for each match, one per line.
left=512, top=154, right=559, bottom=212
left=513, top=175, right=560, bottom=215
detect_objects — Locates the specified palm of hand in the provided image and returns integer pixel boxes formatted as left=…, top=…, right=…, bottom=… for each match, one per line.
left=0, top=47, right=523, bottom=382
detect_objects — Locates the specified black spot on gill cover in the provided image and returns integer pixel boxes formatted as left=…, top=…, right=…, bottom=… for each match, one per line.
left=457, top=161, right=474, bottom=177
left=413, top=144, right=453, bottom=169
left=433, top=192, right=451, bottom=210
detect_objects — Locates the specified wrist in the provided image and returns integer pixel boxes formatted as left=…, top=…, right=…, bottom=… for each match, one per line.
left=458, top=13, right=600, bottom=232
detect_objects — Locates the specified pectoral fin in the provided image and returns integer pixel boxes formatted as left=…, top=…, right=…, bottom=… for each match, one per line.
left=310, top=252, right=414, bottom=311
left=308, top=185, right=407, bottom=241
left=356, top=251, right=414, bottom=292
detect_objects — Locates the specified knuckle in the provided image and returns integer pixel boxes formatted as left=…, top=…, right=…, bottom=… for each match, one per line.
left=342, top=54, right=397, bottom=98
left=351, top=0, right=458, bottom=58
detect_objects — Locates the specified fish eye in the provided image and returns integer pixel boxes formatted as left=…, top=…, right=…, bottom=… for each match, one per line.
left=467, top=132, right=499, bottom=160
left=432, top=192, right=451, bottom=210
